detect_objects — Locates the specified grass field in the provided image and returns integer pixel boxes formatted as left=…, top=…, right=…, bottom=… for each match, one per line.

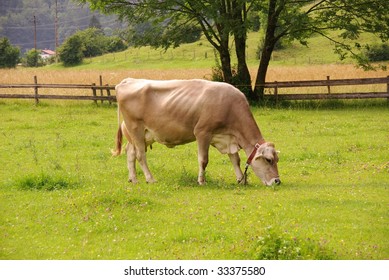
left=0, top=100, right=388, bottom=260
left=0, top=29, right=388, bottom=260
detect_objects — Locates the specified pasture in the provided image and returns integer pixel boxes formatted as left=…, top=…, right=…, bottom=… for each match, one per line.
left=0, top=99, right=388, bottom=260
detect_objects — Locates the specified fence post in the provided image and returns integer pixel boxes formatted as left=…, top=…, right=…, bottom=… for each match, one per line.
left=274, top=81, right=278, bottom=104
left=99, top=75, right=103, bottom=104
left=92, top=83, right=97, bottom=104
left=327, top=76, right=331, bottom=94
left=106, top=84, right=112, bottom=105
left=387, top=76, right=389, bottom=102
left=34, top=75, right=39, bottom=105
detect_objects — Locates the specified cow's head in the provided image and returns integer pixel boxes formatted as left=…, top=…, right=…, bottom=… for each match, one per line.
left=250, top=143, right=281, bottom=186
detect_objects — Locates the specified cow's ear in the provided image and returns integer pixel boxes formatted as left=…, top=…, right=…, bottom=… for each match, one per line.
left=254, top=150, right=264, bottom=161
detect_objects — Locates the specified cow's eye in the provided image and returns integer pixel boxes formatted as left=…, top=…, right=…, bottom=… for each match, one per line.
left=265, top=158, right=273, bottom=165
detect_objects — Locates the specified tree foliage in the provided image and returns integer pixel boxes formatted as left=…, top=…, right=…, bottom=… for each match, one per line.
left=0, top=37, right=20, bottom=68
left=24, top=48, right=43, bottom=67
left=253, top=0, right=389, bottom=99
left=57, top=27, right=127, bottom=65
left=78, top=0, right=253, bottom=96
left=77, top=0, right=389, bottom=102
left=58, top=34, right=85, bottom=66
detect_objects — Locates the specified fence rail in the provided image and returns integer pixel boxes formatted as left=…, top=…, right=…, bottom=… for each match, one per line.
left=261, top=76, right=389, bottom=102
left=0, top=75, right=116, bottom=104
left=0, top=75, right=388, bottom=104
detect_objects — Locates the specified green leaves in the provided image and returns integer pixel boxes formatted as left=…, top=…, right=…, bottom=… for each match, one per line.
left=0, top=37, right=20, bottom=68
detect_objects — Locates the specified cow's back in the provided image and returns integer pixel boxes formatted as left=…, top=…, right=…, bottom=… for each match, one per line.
left=115, top=78, right=253, bottom=146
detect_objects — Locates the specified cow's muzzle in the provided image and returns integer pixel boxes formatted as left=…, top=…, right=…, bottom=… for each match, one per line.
left=266, top=177, right=281, bottom=186
left=274, top=178, right=281, bottom=185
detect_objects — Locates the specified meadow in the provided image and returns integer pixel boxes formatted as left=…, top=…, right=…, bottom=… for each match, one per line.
left=0, top=99, right=388, bottom=260
left=0, top=31, right=388, bottom=259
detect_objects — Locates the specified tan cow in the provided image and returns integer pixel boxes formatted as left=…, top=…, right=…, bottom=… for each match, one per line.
left=113, top=78, right=280, bottom=186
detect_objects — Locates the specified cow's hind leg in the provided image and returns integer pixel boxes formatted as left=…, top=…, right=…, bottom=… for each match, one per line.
left=125, top=142, right=138, bottom=183
left=121, top=122, right=138, bottom=183
left=135, top=147, right=156, bottom=183
left=127, top=124, right=156, bottom=183
left=228, top=153, right=246, bottom=184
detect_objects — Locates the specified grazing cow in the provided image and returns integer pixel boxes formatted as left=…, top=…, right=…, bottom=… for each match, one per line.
left=113, top=78, right=280, bottom=186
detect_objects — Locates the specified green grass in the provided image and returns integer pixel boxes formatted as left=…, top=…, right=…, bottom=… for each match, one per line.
left=45, top=31, right=385, bottom=71
left=0, top=100, right=388, bottom=260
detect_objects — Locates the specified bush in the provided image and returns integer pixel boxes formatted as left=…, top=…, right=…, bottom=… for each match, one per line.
left=365, top=43, right=389, bottom=62
left=107, top=37, right=128, bottom=53
left=24, top=49, right=44, bottom=67
left=76, top=28, right=108, bottom=57
left=252, top=227, right=336, bottom=260
left=58, top=34, right=85, bottom=66
left=0, top=37, right=20, bottom=68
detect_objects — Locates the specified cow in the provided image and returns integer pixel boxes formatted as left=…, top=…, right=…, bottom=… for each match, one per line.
left=112, top=78, right=280, bottom=186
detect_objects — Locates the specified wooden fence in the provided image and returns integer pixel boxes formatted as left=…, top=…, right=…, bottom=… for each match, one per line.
left=0, top=75, right=388, bottom=104
left=0, top=75, right=115, bottom=105
left=263, top=76, right=389, bottom=103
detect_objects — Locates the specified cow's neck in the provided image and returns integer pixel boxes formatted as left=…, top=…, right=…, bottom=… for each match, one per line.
left=239, top=125, right=265, bottom=157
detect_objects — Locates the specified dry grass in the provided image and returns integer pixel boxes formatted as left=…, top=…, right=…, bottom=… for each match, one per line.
left=0, top=64, right=388, bottom=96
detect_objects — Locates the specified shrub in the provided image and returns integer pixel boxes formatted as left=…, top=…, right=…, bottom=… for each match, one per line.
left=58, top=34, right=85, bottom=66
left=107, top=36, right=128, bottom=53
left=0, top=37, right=20, bottom=68
left=252, top=227, right=336, bottom=260
left=365, top=43, right=389, bottom=62
left=76, top=28, right=108, bottom=57
left=24, top=49, right=44, bottom=67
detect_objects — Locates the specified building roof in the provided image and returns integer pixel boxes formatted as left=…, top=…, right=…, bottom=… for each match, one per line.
left=41, top=49, right=56, bottom=55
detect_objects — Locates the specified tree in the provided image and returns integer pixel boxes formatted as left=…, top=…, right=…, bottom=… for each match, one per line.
left=58, top=34, right=85, bottom=66
left=79, top=0, right=389, bottom=102
left=253, top=0, right=389, bottom=100
left=0, top=37, right=20, bottom=68
left=78, top=0, right=252, bottom=91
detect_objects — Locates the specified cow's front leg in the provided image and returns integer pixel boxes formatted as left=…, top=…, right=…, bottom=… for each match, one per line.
left=125, top=142, right=138, bottom=184
left=228, top=153, right=246, bottom=184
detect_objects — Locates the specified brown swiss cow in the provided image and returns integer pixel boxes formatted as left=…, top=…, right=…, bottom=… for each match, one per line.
left=113, top=78, right=280, bottom=186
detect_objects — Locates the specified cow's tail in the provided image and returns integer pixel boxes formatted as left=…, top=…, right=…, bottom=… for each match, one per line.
left=111, top=104, right=123, bottom=156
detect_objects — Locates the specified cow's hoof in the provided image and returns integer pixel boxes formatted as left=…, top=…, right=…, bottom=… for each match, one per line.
left=238, top=178, right=247, bottom=185
left=128, top=179, right=138, bottom=184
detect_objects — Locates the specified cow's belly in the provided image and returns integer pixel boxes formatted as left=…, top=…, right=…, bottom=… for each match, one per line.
left=145, top=125, right=196, bottom=148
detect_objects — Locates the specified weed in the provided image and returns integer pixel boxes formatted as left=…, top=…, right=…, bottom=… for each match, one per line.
left=252, top=227, right=336, bottom=260
left=16, top=173, right=79, bottom=191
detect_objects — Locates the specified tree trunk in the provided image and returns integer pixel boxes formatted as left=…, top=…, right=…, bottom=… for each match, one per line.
left=235, top=35, right=252, bottom=98
left=232, top=1, right=253, bottom=100
left=215, top=9, right=233, bottom=84
left=254, top=43, right=273, bottom=101
left=218, top=43, right=232, bottom=83
left=254, top=0, right=278, bottom=102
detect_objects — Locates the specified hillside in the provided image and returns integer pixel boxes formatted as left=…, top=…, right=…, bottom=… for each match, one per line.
left=46, top=31, right=386, bottom=71
left=0, top=0, right=123, bottom=52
